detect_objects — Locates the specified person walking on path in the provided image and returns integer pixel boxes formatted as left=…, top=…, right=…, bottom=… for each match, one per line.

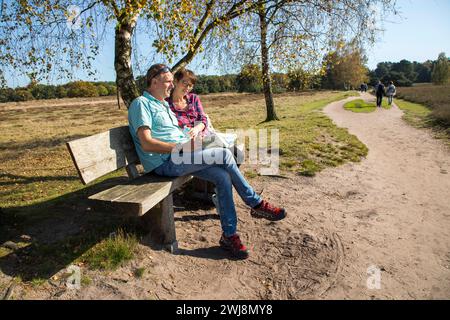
left=386, top=81, right=396, bottom=105
left=375, top=81, right=385, bottom=108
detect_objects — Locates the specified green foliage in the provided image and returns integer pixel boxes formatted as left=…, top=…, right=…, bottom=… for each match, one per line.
left=206, top=77, right=221, bottom=93
left=236, top=64, right=263, bottom=93
left=0, top=80, right=117, bottom=103
left=55, top=86, right=68, bottom=99
left=322, top=42, right=369, bottom=90
left=271, top=73, right=288, bottom=93
left=95, top=84, right=109, bottom=96
left=66, top=81, right=99, bottom=98
left=431, top=53, right=449, bottom=85
left=11, top=89, right=34, bottom=101
left=391, top=59, right=416, bottom=81
left=105, top=84, right=117, bottom=96
left=193, top=77, right=210, bottom=94
left=218, top=75, right=238, bottom=92
left=388, top=71, right=413, bottom=87
left=414, top=61, right=433, bottom=83
left=190, top=75, right=237, bottom=95
left=0, top=88, right=15, bottom=102
left=369, top=59, right=442, bottom=86
left=288, top=68, right=321, bottom=91
left=30, top=84, right=57, bottom=100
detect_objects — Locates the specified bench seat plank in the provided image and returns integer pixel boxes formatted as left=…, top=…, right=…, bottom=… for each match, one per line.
left=89, top=174, right=192, bottom=215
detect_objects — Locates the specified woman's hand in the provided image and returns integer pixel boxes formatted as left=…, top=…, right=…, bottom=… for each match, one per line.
left=187, top=124, right=205, bottom=139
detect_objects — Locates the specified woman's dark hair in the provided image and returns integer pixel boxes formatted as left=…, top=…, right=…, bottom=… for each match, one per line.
left=173, top=68, right=197, bottom=85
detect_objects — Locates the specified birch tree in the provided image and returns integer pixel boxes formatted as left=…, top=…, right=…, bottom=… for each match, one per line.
left=0, top=0, right=270, bottom=107
left=211, top=0, right=397, bottom=121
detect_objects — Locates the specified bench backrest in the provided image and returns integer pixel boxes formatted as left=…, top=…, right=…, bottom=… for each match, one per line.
left=66, top=126, right=140, bottom=185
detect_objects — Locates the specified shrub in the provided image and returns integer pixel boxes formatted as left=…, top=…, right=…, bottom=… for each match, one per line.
left=66, top=81, right=99, bottom=98
left=55, top=86, right=68, bottom=98
left=206, top=76, right=221, bottom=93
left=31, top=84, right=57, bottom=99
left=96, top=84, right=109, bottom=96
left=0, top=88, right=15, bottom=103
left=11, top=89, right=34, bottom=101
left=236, top=64, right=262, bottom=93
left=192, top=77, right=209, bottom=94
left=105, top=84, right=117, bottom=96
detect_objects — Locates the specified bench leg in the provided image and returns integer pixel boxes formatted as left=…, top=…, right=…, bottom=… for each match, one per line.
left=142, top=194, right=178, bottom=254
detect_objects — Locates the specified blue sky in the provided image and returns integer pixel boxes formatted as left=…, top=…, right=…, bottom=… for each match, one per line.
left=367, top=0, right=450, bottom=68
left=5, top=0, right=450, bottom=87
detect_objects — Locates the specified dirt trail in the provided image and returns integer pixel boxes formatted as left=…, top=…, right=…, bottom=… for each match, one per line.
left=10, top=93, right=449, bottom=300
left=317, top=93, right=450, bottom=299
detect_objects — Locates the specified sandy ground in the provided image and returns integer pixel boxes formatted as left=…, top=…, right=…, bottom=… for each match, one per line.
left=317, top=93, right=450, bottom=299
left=5, top=93, right=449, bottom=300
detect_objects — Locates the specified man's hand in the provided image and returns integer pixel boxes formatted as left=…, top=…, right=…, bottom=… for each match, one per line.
left=178, top=136, right=202, bottom=152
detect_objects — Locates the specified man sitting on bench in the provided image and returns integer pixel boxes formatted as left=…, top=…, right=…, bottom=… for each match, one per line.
left=128, top=63, right=287, bottom=260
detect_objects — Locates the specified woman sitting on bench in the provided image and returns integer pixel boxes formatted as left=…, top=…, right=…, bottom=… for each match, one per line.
left=166, top=68, right=208, bottom=139
left=166, top=68, right=242, bottom=164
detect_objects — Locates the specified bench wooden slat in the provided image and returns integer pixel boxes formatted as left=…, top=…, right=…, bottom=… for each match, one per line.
left=89, top=184, right=141, bottom=202
left=89, top=174, right=192, bottom=215
left=66, top=126, right=139, bottom=184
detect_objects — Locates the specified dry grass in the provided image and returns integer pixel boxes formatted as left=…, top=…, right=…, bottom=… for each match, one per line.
left=397, top=84, right=450, bottom=126
left=0, top=91, right=361, bottom=209
left=0, top=91, right=365, bottom=284
left=395, top=84, right=450, bottom=143
left=0, top=102, right=129, bottom=208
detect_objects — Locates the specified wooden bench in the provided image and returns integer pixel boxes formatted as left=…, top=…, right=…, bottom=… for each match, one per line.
left=66, top=126, right=192, bottom=253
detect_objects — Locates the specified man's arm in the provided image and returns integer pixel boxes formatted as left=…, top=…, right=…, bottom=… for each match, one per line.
left=137, top=126, right=177, bottom=153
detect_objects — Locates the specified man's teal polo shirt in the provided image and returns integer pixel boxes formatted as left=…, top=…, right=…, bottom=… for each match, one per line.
left=128, top=91, right=188, bottom=172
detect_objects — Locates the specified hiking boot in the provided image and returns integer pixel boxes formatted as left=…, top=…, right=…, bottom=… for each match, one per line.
left=250, top=200, right=287, bottom=221
left=219, top=233, right=249, bottom=259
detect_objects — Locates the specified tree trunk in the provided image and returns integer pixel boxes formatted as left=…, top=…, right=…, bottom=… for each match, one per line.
left=258, top=3, right=279, bottom=122
left=114, top=16, right=139, bottom=109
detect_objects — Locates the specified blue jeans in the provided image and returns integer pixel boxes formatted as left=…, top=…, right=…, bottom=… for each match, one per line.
left=388, top=95, right=393, bottom=105
left=154, top=147, right=261, bottom=237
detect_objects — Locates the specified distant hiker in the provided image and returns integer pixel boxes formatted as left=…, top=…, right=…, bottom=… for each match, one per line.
left=386, top=81, right=396, bottom=105
left=375, top=81, right=385, bottom=108
left=360, top=83, right=365, bottom=92
left=361, top=83, right=368, bottom=92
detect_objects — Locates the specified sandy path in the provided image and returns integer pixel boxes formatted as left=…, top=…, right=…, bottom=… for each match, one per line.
left=316, top=93, right=450, bottom=299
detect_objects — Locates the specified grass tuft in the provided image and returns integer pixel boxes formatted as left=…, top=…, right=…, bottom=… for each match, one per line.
left=80, top=229, right=138, bottom=271
left=134, top=267, right=146, bottom=278
left=344, top=99, right=390, bottom=113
